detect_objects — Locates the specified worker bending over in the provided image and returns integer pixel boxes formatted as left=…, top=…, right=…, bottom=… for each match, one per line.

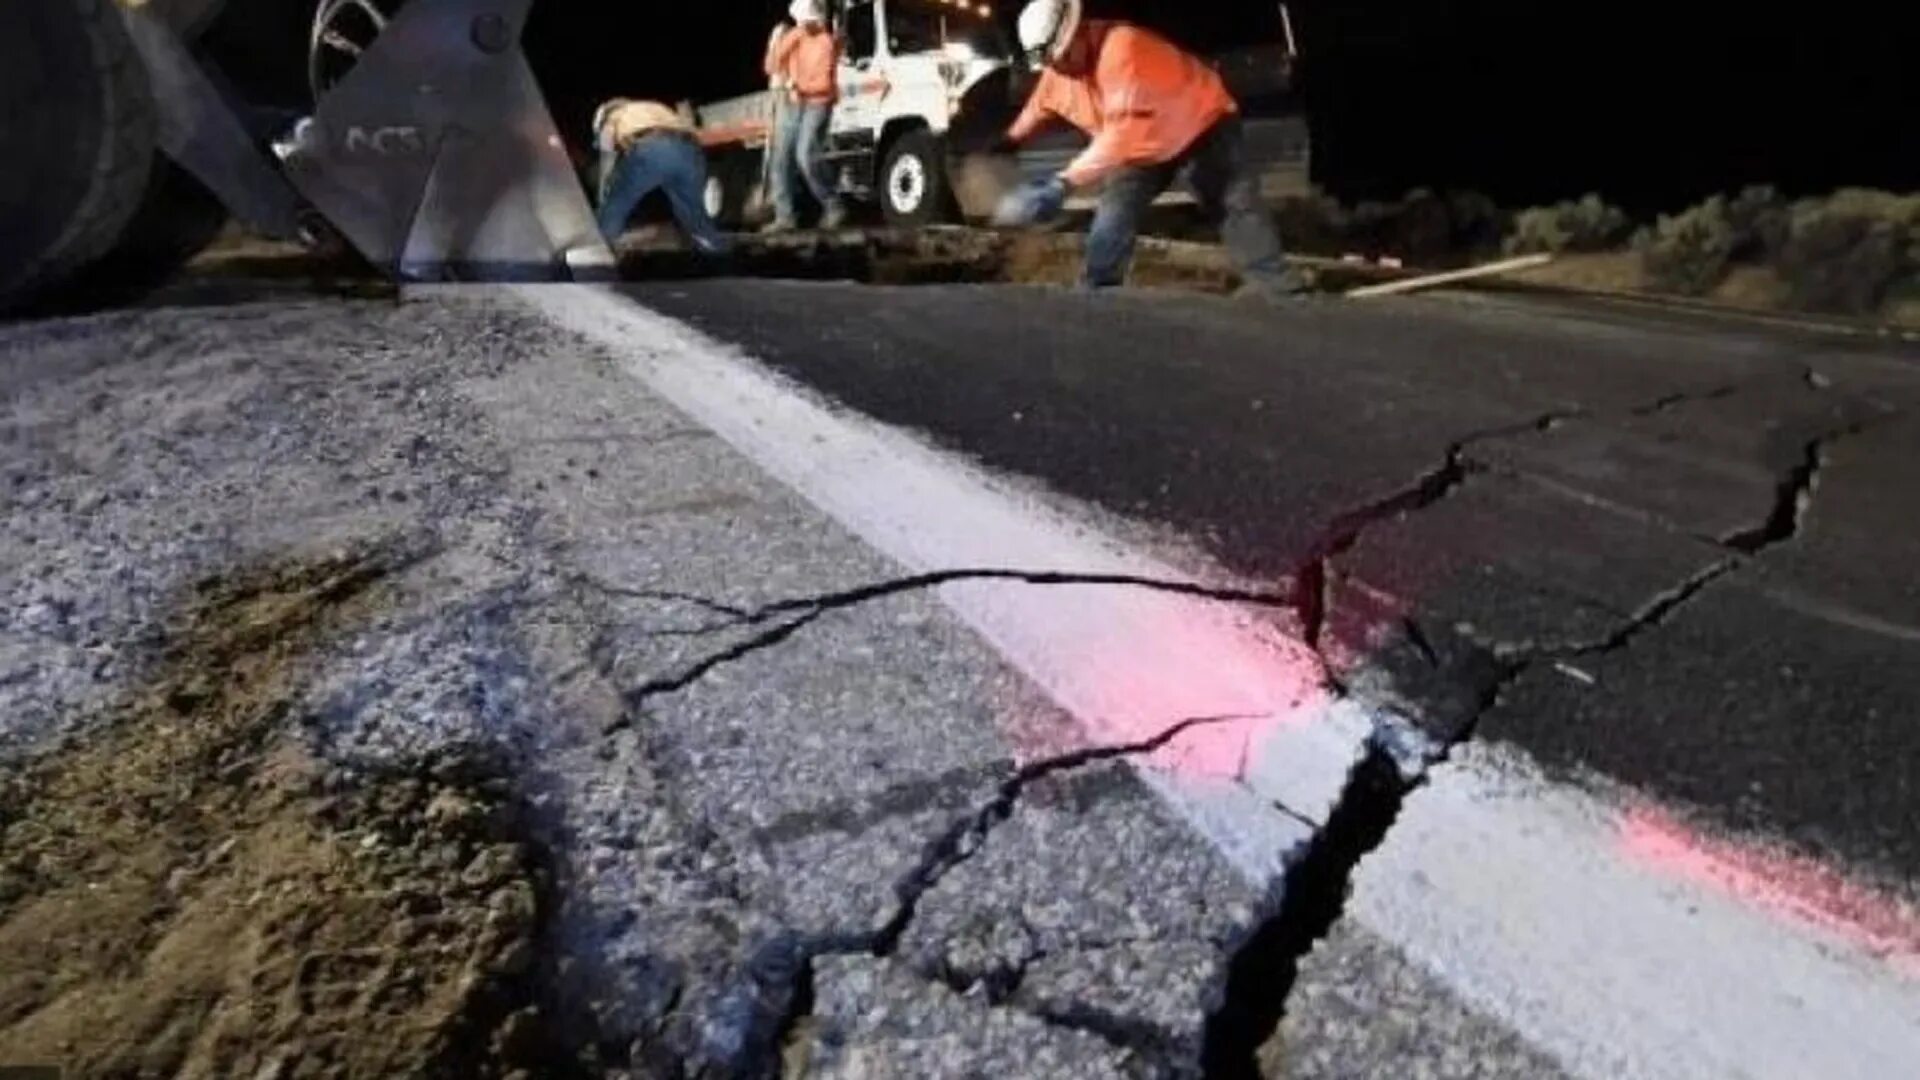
left=592, top=98, right=731, bottom=256
left=996, top=0, right=1302, bottom=295
left=763, top=0, right=887, bottom=232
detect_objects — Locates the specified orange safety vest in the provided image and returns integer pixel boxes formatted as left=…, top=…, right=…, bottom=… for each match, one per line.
left=1007, top=21, right=1238, bottom=188
left=766, top=25, right=840, bottom=104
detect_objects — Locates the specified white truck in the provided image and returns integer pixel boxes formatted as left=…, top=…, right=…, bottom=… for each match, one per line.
left=697, top=0, right=1016, bottom=228
left=695, top=0, right=1310, bottom=230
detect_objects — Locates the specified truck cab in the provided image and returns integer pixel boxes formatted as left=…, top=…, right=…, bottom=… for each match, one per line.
left=830, top=0, right=1012, bottom=224
left=696, top=0, right=1017, bottom=228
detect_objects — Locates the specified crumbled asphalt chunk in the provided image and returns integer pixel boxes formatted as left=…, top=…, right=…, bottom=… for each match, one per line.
left=893, top=761, right=1257, bottom=1076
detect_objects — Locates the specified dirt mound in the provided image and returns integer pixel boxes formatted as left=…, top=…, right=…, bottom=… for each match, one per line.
left=0, top=549, right=566, bottom=1077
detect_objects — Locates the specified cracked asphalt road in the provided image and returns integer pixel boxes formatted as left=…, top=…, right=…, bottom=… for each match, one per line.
left=633, top=280, right=1920, bottom=890
left=3, top=280, right=1917, bottom=1077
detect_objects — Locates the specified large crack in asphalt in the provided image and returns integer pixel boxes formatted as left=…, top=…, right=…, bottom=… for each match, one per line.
left=573, top=374, right=1890, bottom=1075
left=753, top=715, right=1254, bottom=1075
left=585, top=569, right=1305, bottom=734
left=1719, top=416, right=1876, bottom=554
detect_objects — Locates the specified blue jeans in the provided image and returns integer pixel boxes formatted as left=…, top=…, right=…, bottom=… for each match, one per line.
left=769, top=100, right=841, bottom=225
left=1084, top=117, right=1293, bottom=290
left=596, top=132, right=731, bottom=255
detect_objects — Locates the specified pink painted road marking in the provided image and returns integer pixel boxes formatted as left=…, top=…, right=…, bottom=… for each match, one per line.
left=1621, top=805, right=1920, bottom=976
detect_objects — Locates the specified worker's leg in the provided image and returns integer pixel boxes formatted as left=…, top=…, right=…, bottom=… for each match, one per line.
left=657, top=136, right=734, bottom=256
left=596, top=144, right=667, bottom=242
left=794, top=102, right=845, bottom=225
left=594, top=147, right=616, bottom=207
left=767, top=100, right=802, bottom=228
left=1083, top=163, right=1176, bottom=288
left=1185, top=117, right=1300, bottom=292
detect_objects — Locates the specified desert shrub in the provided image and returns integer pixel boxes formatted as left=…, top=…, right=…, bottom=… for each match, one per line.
left=1774, top=189, right=1920, bottom=313
left=1391, top=189, right=1458, bottom=262
left=1445, top=190, right=1507, bottom=255
left=1503, top=194, right=1632, bottom=255
left=1726, top=185, right=1791, bottom=262
left=1274, top=190, right=1348, bottom=255
left=1636, top=196, right=1736, bottom=296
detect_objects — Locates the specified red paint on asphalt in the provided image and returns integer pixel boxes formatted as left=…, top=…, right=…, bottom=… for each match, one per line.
left=1620, top=805, right=1920, bottom=976
left=970, top=581, right=1334, bottom=779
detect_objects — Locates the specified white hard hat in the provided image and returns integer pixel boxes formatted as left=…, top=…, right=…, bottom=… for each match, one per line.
left=788, top=0, right=825, bottom=24
left=1017, top=0, right=1082, bottom=66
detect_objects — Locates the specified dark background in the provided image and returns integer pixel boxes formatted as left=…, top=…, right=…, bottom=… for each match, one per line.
left=213, top=0, right=1917, bottom=213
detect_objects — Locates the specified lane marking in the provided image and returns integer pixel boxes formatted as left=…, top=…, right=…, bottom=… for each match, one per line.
left=521, top=284, right=1920, bottom=1078
left=518, top=283, right=1363, bottom=884
left=1359, top=748, right=1920, bottom=1079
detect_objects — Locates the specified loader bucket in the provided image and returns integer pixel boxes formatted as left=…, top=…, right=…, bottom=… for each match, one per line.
left=275, top=0, right=609, bottom=281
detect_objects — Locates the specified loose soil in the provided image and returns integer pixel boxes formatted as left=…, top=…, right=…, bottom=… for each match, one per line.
left=0, top=547, right=570, bottom=1078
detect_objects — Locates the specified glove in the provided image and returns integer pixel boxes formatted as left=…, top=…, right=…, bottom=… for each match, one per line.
left=993, top=176, right=1069, bottom=227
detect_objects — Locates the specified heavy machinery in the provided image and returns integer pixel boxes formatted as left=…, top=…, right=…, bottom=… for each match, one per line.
left=1, top=0, right=610, bottom=313
left=0, top=0, right=1309, bottom=312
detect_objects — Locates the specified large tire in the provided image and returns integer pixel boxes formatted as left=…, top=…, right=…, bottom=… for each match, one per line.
left=879, top=128, right=955, bottom=228
left=0, top=0, right=157, bottom=313
left=703, top=149, right=766, bottom=229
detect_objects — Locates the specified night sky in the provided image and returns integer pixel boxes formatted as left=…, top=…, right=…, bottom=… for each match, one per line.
left=216, top=0, right=1918, bottom=213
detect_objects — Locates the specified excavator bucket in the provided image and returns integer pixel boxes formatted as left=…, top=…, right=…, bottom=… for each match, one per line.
left=174, top=0, right=612, bottom=282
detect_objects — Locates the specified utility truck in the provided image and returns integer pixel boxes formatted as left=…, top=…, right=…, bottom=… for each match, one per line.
left=0, top=0, right=1308, bottom=310
left=695, top=0, right=1310, bottom=228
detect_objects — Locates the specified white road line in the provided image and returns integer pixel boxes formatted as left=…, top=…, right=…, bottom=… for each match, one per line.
left=1361, top=747, right=1920, bottom=1079
left=517, top=283, right=1363, bottom=885
left=521, top=284, right=1920, bottom=1079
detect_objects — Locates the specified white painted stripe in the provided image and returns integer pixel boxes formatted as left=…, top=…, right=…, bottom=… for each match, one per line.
left=1357, top=746, right=1920, bottom=1080
left=521, top=284, right=1920, bottom=1079
left=517, top=283, right=1362, bottom=885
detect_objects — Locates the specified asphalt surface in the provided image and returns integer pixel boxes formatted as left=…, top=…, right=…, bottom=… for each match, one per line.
left=632, top=279, right=1920, bottom=889
left=3, top=276, right=1916, bottom=1077
left=0, top=294, right=1273, bottom=1077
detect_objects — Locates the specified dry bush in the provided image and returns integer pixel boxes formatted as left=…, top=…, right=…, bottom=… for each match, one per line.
left=1636, top=196, right=1736, bottom=296
left=1726, top=185, right=1791, bottom=262
left=1277, top=188, right=1506, bottom=263
left=1445, top=190, right=1508, bottom=256
left=1502, top=194, right=1633, bottom=255
left=1774, top=189, right=1920, bottom=313
left=1274, top=189, right=1349, bottom=255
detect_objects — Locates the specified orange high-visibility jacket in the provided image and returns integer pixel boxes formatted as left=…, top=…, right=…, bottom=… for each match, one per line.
left=1007, top=21, right=1237, bottom=189
left=766, top=25, right=841, bottom=104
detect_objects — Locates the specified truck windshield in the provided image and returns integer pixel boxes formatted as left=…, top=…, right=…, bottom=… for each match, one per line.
left=884, top=0, right=1009, bottom=60
left=844, top=1, right=877, bottom=62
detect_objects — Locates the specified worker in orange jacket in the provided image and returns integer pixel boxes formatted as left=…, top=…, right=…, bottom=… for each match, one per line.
left=763, top=0, right=858, bottom=231
left=996, top=0, right=1302, bottom=294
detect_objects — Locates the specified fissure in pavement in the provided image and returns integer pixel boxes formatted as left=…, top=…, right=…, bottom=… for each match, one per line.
left=569, top=371, right=1876, bottom=1074
left=1720, top=417, right=1874, bottom=555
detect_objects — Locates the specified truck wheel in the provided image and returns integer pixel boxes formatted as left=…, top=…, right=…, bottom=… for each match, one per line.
left=1, top=0, right=157, bottom=312
left=703, top=150, right=764, bottom=229
left=880, top=129, right=954, bottom=228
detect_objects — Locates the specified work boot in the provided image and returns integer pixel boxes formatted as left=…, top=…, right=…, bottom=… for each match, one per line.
left=821, top=203, right=850, bottom=230
left=761, top=218, right=797, bottom=235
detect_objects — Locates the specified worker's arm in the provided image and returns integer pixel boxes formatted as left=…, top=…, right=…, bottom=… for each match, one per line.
left=1004, top=71, right=1058, bottom=144
left=764, top=26, right=797, bottom=79
left=1058, top=44, right=1152, bottom=188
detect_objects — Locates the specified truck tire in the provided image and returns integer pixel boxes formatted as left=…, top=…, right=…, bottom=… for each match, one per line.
left=0, top=0, right=157, bottom=312
left=703, top=149, right=765, bottom=229
left=879, top=128, right=954, bottom=228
